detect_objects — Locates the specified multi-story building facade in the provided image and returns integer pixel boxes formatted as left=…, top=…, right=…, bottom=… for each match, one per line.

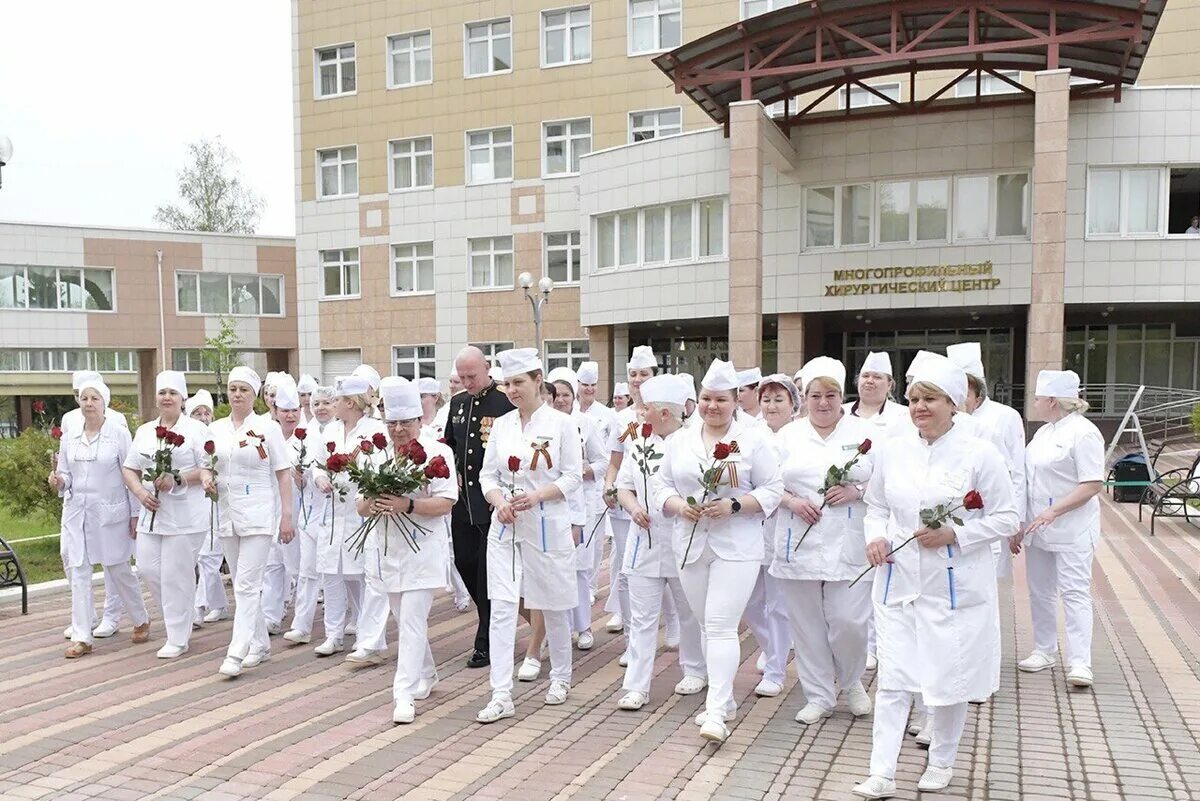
left=293, top=0, right=1200, bottom=409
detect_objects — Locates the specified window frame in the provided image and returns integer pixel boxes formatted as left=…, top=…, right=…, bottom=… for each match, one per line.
left=465, top=126, right=514, bottom=185
left=467, top=236, right=515, bottom=291
left=390, top=241, right=436, bottom=296
left=0, top=348, right=138, bottom=373
left=1085, top=166, right=1170, bottom=240
left=953, top=69, right=1022, bottom=98
left=464, top=17, right=514, bottom=78
left=542, top=117, right=592, bottom=178
left=315, top=145, right=359, bottom=200
left=540, top=5, right=592, bottom=68
left=314, top=42, right=357, bottom=99
left=739, top=0, right=798, bottom=19
left=629, top=106, right=683, bottom=142
left=318, top=248, right=362, bottom=300
left=545, top=339, right=591, bottom=371
left=591, top=197, right=729, bottom=273
left=627, top=0, right=682, bottom=57
left=386, top=29, right=433, bottom=89
left=388, top=136, right=435, bottom=192
left=0, top=265, right=118, bottom=312
left=544, top=231, right=582, bottom=284
left=392, top=344, right=438, bottom=380
left=835, top=81, right=902, bottom=110
left=470, top=341, right=515, bottom=367
left=175, top=271, right=285, bottom=317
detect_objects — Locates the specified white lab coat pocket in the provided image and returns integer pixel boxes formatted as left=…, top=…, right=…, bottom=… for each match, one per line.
left=96, top=498, right=131, bottom=529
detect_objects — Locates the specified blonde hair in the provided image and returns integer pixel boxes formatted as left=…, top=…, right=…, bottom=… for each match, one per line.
left=340, top=392, right=372, bottom=413
left=966, top=374, right=988, bottom=401
left=803, top=376, right=843, bottom=398
left=1056, top=397, right=1090, bottom=414
left=645, top=400, right=685, bottom=423
left=906, top=380, right=959, bottom=410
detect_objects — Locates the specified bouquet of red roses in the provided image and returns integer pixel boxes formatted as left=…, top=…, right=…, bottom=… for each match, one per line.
left=679, top=441, right=737, bottom=569
left=141, top=426, right=186, bottom=532
left=849, top=490, right=984, bottom=587
left=792, top=438, right=871, bottom=552
left=204, top=440, right=218, bottom=546
left=320, top=442, right=353, bottom=544
left=631, top=422, right=663, bottom=548
left=345, top=435, right=450, bottom=556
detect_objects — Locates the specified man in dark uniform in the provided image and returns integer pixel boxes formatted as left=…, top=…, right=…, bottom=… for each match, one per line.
left=443, top=346, right=514, bottom=668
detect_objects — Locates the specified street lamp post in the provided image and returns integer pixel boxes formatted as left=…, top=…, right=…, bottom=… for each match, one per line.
left=518, top=271, right=554, bottom=356
left=0, top=136, right=13, bottom=189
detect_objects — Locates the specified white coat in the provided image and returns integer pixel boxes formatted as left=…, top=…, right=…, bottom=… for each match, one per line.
left=62, top=406, right=129, bottom=436
left=652, top=418, right=783, bottom=566
left=770, top=415, right=874, bottom=582
left=362, top=435, right=457, bottom=593
left=970, top=398, right=1027, bottom=525
left=758, top=422, right=791, bottom=566
left=209, top=412, right=291, bottom=538
left=124, top=416, right=211, bottom=535
left=571, top=410, right=608, bottom=568
left=615, top=429, right=678, bottom=579
left=606, top=406, right=641, bottom=522
left=843, top=398, right=909, bottom=437
left=863, top=420, right=1018, bottom=706
left=1023, top=411, right=1104, bottom=552
left=479, top=402, right=583, bottom=611
left=314, top=415, right=388, bottom=576
left=56, top=420, right=138, bottom=568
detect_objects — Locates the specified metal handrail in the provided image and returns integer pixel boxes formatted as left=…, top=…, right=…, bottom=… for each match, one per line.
left=994, top=382, right=1200, bottom=424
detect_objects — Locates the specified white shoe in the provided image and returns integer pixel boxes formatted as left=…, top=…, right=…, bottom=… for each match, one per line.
left=618, top=691, right=647, bottom=710
left=589, top=592, right=596, bottom=605
left=392, top=701, right=415, bottom=724
left=794, top=702, right=832, bottom=725
left=846, top=682, right=873, bottom=716
left=156, top=643, right=188, bottom=659
left=915, top=722, right=932, bottom=747
left=1067, top=665, right=1094, bottom=687
left=674, top=675, right=707, bottom=696
left=754, top=679, right=783, bottom=697
left=63, top=625, right=72, bottom=640
left=695, top=703, right=735, bottom=726
left=314, top=638, right=344, bottom=657
left=93, top=620, right=119, bottom=639
left=755, top=652, right=767, bottom=673
left=241, top=650, right=270, bottom=668
left=476, top=697, right=516, bottom=723
left=517, top=657, right=542, bottom=682
left=266, top=620, right=284, bottom=636
left=346, top=648, right=384, bottom=666
left=414, top=675, right=439, bottom=701
left=283, top=629, right=311, bottom=644
left=664, top=630, right=680, bottom=649
left=851, top=775, right=896, bottom=799
left=699, top=719, right=729, bottom=744
left=454, top=596, right=471, bottom=612
left=605, top=615, right=623, bottom=633
left=344, top=623, right=358, bottom=636
left=907, top=713, right=926, bottom=736
left=1018, top=650, right=1056, bottom=673
left=545, top=680, right=570, bottom=705
left=618, top=651, right=631, bottom=667
left=192, top=614, right=204, bottom=630
left=218, top=657, right=242, bottom=677
left=577, top=630, right=594, bottom=650
left=865, top=652, right=878, bottom=671
left=203, top=608, right=228, bottom=623
left=917, top=765, right=954, bottom=791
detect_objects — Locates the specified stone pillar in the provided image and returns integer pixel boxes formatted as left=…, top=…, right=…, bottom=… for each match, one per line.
left=728, top=102, right=765, bottom=370
left=137, top=349, right=159, bottom=420
left=588, top=325, right=612, bottom=399
left=612, top=325, right=630, bottom=391
left=776, top=313, right=806, bottom=375
left=1025, top=69, right=1070, bottom=415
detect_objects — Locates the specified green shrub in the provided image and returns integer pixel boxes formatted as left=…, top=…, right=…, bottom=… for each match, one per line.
left=1191, top=404, right=1200, bottom=438
left=0, top=428, right=64, bottom=520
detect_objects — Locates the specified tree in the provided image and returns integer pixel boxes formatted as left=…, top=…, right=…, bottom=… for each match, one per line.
left=155, top=137, right=264, bottom=234
left=204, top=315, right=243, bottom=404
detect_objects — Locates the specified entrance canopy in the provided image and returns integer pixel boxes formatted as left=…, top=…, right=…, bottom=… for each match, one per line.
left=653, top=0, right=1165, bottom=128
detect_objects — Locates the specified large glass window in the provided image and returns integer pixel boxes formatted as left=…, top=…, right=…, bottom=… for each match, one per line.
left=841, top=184, right=872, bottom=245
left=320, top=249, right=360, bottom=298
left=542, top=6, right=591, bottom=66
left=1168, top=167, right=1200, bottom=235
left=741, top=0, right=798, bottom=18
left=837, top=82, right=901, bottom=109
left=953, top=69, right=1020, bottom=97
left=468, top=236, right=514, bottom=289
left=593, top=198, right=726, bottom=270
left=995, top=173, right=1030, bottom=237
left=1126, top=169, right=1160, bottom=234
left=878, top=181, right=910, bottom=243
left=0, top=349, right=136, bottom=372
left=393, top=345, right=437, bottom=380
left=392, top=242, right=434, bottom=294
left=805, top=187, right=835, bottom=247
left=317, top=146, right=358, bottom=198
left=915, top=179, right=949, bottom=241
left=389, top=137, right=433, bottom=190
left=0, top=266, right=115, bottom=311
left=465, top=19, right=512, bottom=76
left=467, top=127, right=513, bottom=184
left=546, top=339, right=589, bottom=371
left=543, top=118, right=591, bottom=176
left=1087, top=168, right=1163, bottom=237
left=954, top=175, right=991, bottom=240
left=630, top=107, right=682, bottom=142
left=177, top=271, right=283, bottom=315
left=315, top=43, right=356, bottom=98
left=545, top=232, right=581, bottom=283
left=628, top=0, right=681, bottom=55
left=388, top=31, right=432, bottom=87
left=471, top=342, right=514, bottom=367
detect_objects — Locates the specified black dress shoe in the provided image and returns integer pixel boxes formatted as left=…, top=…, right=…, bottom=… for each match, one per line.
left=467, top=649, right=490, bottom=668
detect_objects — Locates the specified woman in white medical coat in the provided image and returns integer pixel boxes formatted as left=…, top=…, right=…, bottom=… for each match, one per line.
left=187, top=390, right=229, bottom=627
left=1012, top=369, right=1104, bottom=689
left=204, top=367, right=294, bottom=677
left=262, top=377, right=305, bottom=637
left=852, top=355, right=1018, bottom=799
left=771, top=358, right=874, bottom=724
left=53, top=379, right=149, bottom=658
left=358, top=377, right=457, bottom=724
left=476, top=348, right=583, bottom=724
left=844, top=352, right=909, bottom=433
left=655, top=359, right=783, bottom=745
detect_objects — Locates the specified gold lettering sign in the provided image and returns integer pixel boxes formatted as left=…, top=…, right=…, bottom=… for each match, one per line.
left=823, top=261, right=1001, bottom=297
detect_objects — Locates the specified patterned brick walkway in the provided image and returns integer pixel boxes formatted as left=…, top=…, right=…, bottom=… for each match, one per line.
left=1, top=491, right=1198, bottom=801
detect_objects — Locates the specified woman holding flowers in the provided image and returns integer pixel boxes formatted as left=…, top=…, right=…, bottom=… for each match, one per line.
left=186, top=390, right=229, bottom=627
left=356, top=377, right=457, bottom=724
left=262, top=377, right=305, bottom=637
left=475, top=348, right=582, bottom=723
left=655, top=359, right=783, bottom=744
left=771, top=358, right=875, bottom=725
left=851, top=355, right=1018, bottom=799
left=203, top=367, right=294, bottom=678
left=121, top=370, right=211, bottom=659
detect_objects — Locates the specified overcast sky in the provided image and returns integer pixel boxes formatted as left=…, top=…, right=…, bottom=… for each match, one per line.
left=0, top=2, right=295, bottom=236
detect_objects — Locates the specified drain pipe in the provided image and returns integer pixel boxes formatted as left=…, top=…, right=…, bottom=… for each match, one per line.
left=156, top=249, right=167, bottom=371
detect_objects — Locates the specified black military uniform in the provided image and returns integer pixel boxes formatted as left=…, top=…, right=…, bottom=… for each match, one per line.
left=443, top=381, right=514, bottom=666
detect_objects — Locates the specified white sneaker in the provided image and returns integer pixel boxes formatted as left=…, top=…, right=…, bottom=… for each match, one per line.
left=314, top=638, right=344, bottom=657
left=266, top=620, right=284, bottom=636
left=283, top=629, right=311, bottom=644
left=241, top=650, right=270, bottom=668
left=754, top=679, right=783, bottom=698
left=414, top=675, right=439, bottom=701
left=92, top=620, right=119, bottom=639
left=392, top=701, right=415, bottom=724
left=618, top=691, right=647, bottom=710
left=218, top=657, right=242, bottom=677
left=577, top=630, right=594, bottom=650
left=203, top=608, right=228, bottom=623
left=618, top=651, right=631, bottom=667
left=605, top=615, right=623, bottom=633
left=915, top=721, right=932, bottom=747
left=1018, top=650, right=1056, bottom=673
left=674, top=675, right=707, bottom=696
left=846, top=682, right=873, bottom=716
left=346, top=648, right=384, bottom=666
left=476, top=697, right=515, bottom=724
left=917, top=765, right=954, bottom=791
left=454, top=596, right=471, bottom=612
left=63, top=625, right=72, bottom=640
left=344, top=623, right=358, bottom=636
left=192, top=613, right=204, bottom=630
left=664, top=630, right=680, bottom=649
left=517, top=657, right=542, bottom=682
left=545, top=680, right=570, bottom=705
left=907, top=713, right=926, bottom=736
left=1067, top=665, right=1094, bottom=687
left=851, top=775, right=896, bottom=799
left=794, top=702, right=832, bottom=725
left=865, top=652, right=878, bottom=671
left=699, top=718, right=729, bottom=744
left=156, top=643, right=188, bottom=659
left=755, top=652, right=767, bottom=673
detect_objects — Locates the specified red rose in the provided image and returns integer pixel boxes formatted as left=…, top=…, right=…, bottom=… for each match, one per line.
left=360, top=439, right=375, bottom=455
left=295, top=428, right=307, bottom=441
left=155, top=425, right=168, bottom=440
left=372, top=432, right=388, bottom=450
left=713, top=442, right=732, bottom=460
left=32, top=400, right=45, bottom=414
left=171, top=433, right=185, bottom=447
left=407, top=440, right=427, bottom=465
left=204, top=440, right=216, bottom=455
left=424, top=455, right=450, bottom=479
left=858, top=439, right=872, bottom=455
left=641, top=422, right=653, bottom=438
left=326, top=454, right=346, bottom=472
left=326, top=441, right=336, bottom=454
left=507, top=455, right=521, bottom=473
left=963, top=490, right=984, bottom=511
left=51, top=426, right=63, bottom=440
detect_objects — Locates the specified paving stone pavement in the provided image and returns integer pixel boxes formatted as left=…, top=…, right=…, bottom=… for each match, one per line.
left=1, top=491, right=1198, bottom=801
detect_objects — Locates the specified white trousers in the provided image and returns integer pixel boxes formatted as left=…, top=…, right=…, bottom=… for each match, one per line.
left=1026, top=544, right=1095, bottom=669
left=262, top=537, right=299, bottom=628
left=70, top=561, right=148, bottom=644
left=623, top=575, right=706, bottom=695
left=290, top=524, right=320, bottom=635
left=194, top=536, right=228, bottom=613
left=571, top=568, right=594, bottom=633
left=388, top=589, right=438, bottom=705
left=489, top=599, right=571, bottom=700
left=662, top=584, right=680, bottom=641
left=321, top=573, right=363, bottom=642
left=778, top=577, right=871, bottom=710
left=136, top=531, right=204, bottom=648
left=590, top=517, right=608, bottom=594
left=355, top=579, right=392, bottom=652
left=603, top=518, right=631, bottom=622
left=742, top=568, right=791, bottom=685
left=678, top=547, right=760, bottom=721
left=871, top=689, right=968, bottom=778
left=221, top=534, right=272, bottom=660
left=100, top=570, right=126, bottom=626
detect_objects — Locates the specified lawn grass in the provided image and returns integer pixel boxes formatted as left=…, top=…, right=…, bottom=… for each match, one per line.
left=0, top=506, right=63, bottom=585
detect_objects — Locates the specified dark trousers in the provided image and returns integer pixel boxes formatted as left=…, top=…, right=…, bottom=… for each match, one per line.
left=451, top=517, right=490, bottom=653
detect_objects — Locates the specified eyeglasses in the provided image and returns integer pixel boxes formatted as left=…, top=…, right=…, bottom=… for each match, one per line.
left=385, top=418, right=421, bottom=427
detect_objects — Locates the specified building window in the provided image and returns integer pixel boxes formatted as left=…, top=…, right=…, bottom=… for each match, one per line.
left=389, top=137, right=434, bottom=190
left=542, top=6, right=591, bottom=66
left=176, top=272, right=283, bottom=316
left=543, top=118, right=591, bottom=176
left=740, top=0, right=798, bottom=18
left=172, top=349, right=267, bottom=375
left=465, top=19, right=512, bottom=77
left=836, top=82, right=901, bottom=109
left=471, top=342, right=514, bottom=366
left=953, top=69, right=1020, bottom=98
left=630, top=107, right=682, bottom=142
left=317, top=146, right=358, bottom=198
left=545, top=231, right=582, bottom=283
left=315, top=43, right=356, bottom=98
left=546, top=339, right=589, bottom=371
left=699, top=198, right=724, bottom=257
left=393, top=345, right=437, bottom=380
left=629, top=0, right=681, bottom=55
left=1086, top=167, right=1161, bottom=237
left=594, top=198, right=727, bottom=270
left=387, top=30, right=432, bottom=87
left=468, top=236, right=514, bottom=289
left=0, top=266, right=115, bottom=311
left=466, top=127, right=513, bottom=184
left=1168, top=167, right=1200, bottom=234
left=320, top=248, right=360, bottom=298
left=392, top=242, right=435, bottom=294
left=0, top=349, right=137, bottom=373
left=877, top=179, right=950, bottom=243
